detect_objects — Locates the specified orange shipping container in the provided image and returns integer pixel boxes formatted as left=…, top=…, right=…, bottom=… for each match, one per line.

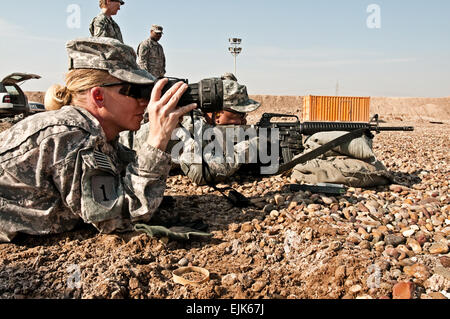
left=302, top=95, right=370, bottom=122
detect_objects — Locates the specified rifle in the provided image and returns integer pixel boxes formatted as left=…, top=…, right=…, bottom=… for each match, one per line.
left=203, top=113, right=414, bottom=207
left=254, top=113, right=414, bottom=173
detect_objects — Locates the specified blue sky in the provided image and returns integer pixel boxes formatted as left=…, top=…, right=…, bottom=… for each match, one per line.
left=0, top=0, right=449, bottom=97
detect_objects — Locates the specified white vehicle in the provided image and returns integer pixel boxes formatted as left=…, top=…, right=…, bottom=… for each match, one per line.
left=0, top=73, right=41, bottom=118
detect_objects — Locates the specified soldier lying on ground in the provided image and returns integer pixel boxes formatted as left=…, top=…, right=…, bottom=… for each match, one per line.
left=120, top=73, right=261, bottom=186
left=0, top=37, right=196, bottom=242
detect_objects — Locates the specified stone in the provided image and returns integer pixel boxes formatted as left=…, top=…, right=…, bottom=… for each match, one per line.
left=307, top=204, right=321, bottom=212
left=270, top=210, right=279, bottom=218
left=241, top=223, right=254, bottom=233
left=402, top=229, right=415, bottom=237
left=251, top=280, right=267, bottom=292
left=385, top=247, right=399, bottom=259
left=393, top=282, right=415, bottom=299
left=229, top=223, right=240, bottom=232
left=385, top=234, right=406, bottom=247
left=424, top=274, right=450, bottom=292
left=349, top=284, right=362, bottom=294
left=442, top=226, right=450, bottom=236
left=399, top=258, right=415, bottom=267
left=359, top=240, right=371, bottom=250
left=429, top=242, right=449, bottom=254
left=129, top=278, right=140, bottom=290
left=334, top=265, right=346, bottom=282
left=178, top=258, right=189, bottom=267
left=347, top=233, right=361, bottom=245
left=428, top=292, right=447, bottom=299
left=439, top=256, right=450, bottom=268
left=221, top=273, right=238, bottom=286
left=263, top=204, right=276, bottom=214
left=415, top=232, right=428, bottom=246
left=434, top=265, right=450, bottom=280
left=406, top=238, right=422, bottom=254
left=390, top=185, right=405, bottom=193
left=431, top=215, right=443, bottom=226
left=404, top=264, right=430, bottom=281
left=111, top=290, right=124, bottom=299
left=321, top=196, right=333, bottom=205
left=357, top=202, right=369, bottom=213
left=287, top=201, right=298, bottom=211
left=274, top=195, right=285, bottom=206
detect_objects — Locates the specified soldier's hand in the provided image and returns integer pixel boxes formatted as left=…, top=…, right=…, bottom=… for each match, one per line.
left=146, top=78, right=197, bottom=151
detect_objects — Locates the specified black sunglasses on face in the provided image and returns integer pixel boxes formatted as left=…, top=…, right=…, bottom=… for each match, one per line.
left=100, top=82, right=152, bottom=101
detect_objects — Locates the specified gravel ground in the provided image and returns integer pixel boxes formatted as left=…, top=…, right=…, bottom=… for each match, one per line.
left=0, top=120, right=448, bottom=299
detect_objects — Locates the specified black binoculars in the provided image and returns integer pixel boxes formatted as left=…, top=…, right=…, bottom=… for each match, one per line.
left=118, top=77, right=224, bottom=113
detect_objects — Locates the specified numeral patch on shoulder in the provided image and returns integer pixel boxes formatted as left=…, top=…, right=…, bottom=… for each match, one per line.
left=91, top=175, right=118, bottom=207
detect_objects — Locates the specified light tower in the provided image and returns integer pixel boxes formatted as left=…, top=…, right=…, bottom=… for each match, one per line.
left=228, top=38, right=242, bottom=76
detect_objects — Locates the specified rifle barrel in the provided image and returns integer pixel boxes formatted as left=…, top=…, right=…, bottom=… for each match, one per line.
left=299, top=122, right=414, bottom=135
left=372, top=126, right=414, bottom=131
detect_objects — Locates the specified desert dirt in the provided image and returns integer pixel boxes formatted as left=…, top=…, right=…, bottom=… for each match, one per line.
left=0, top=93, right=449, bottom=299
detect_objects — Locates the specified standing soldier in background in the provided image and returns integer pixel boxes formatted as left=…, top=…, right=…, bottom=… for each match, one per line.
left=137, top=25, right=166, bottom=78
left=90, top=0, right=125, bottom=43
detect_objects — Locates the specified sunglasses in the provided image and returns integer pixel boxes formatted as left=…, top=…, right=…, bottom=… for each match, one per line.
left=100, top=82, right=152, bottom=100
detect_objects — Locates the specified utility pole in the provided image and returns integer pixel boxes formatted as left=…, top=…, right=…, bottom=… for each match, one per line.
left=228, top=38, right=242, bottom=76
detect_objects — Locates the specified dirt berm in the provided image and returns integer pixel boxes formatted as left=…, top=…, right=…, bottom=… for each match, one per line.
left=27, top=92, right=450, bottom=124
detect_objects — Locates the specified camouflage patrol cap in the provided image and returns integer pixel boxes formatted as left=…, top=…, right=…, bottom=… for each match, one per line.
left=221, top=72, right=238, bottom=81
left=222, top=80, right=261, bottom=113
left=151, top=25, right=164, bottom=34
left=66, top=37, right=156, bottom=85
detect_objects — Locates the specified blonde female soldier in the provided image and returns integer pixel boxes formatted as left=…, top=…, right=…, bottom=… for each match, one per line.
left=0, top=37, right=196, bottom=242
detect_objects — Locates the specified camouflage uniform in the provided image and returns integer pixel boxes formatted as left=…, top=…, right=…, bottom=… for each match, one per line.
left=0, top=37, right=170, bottom=242
left=120, top=79, right=261, bottom=185
left=137, top=25, right=166, bottom=78
left=89, top=12, right=124, bottom=43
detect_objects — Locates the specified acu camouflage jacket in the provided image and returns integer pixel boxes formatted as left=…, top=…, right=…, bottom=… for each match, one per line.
left=0, top=106, right=171, bottom=242
left=137, top=38, right=166, bottom=78
left=89, top=12, right=124, bottom=43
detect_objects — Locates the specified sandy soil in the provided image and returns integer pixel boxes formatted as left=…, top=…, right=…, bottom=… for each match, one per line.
left=0, top=94, right=448, bottom=300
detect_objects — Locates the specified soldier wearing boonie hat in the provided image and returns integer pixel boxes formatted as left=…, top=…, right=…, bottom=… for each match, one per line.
left=137, top=24, right=166, bottom=78
left=222, top=79, right=261, bottom=114
left=90, top=0, right=125, bottom=43
left=221, top=72, right=238, bottom=82
left=171, top=78, right=261, bottom=185
left=0, top=37, right=195, bottom=242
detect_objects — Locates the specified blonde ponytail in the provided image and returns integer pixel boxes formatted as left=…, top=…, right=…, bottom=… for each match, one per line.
left=45, top=69, right=118, bottom=110
left=44, top=84, right=72, bottom=111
